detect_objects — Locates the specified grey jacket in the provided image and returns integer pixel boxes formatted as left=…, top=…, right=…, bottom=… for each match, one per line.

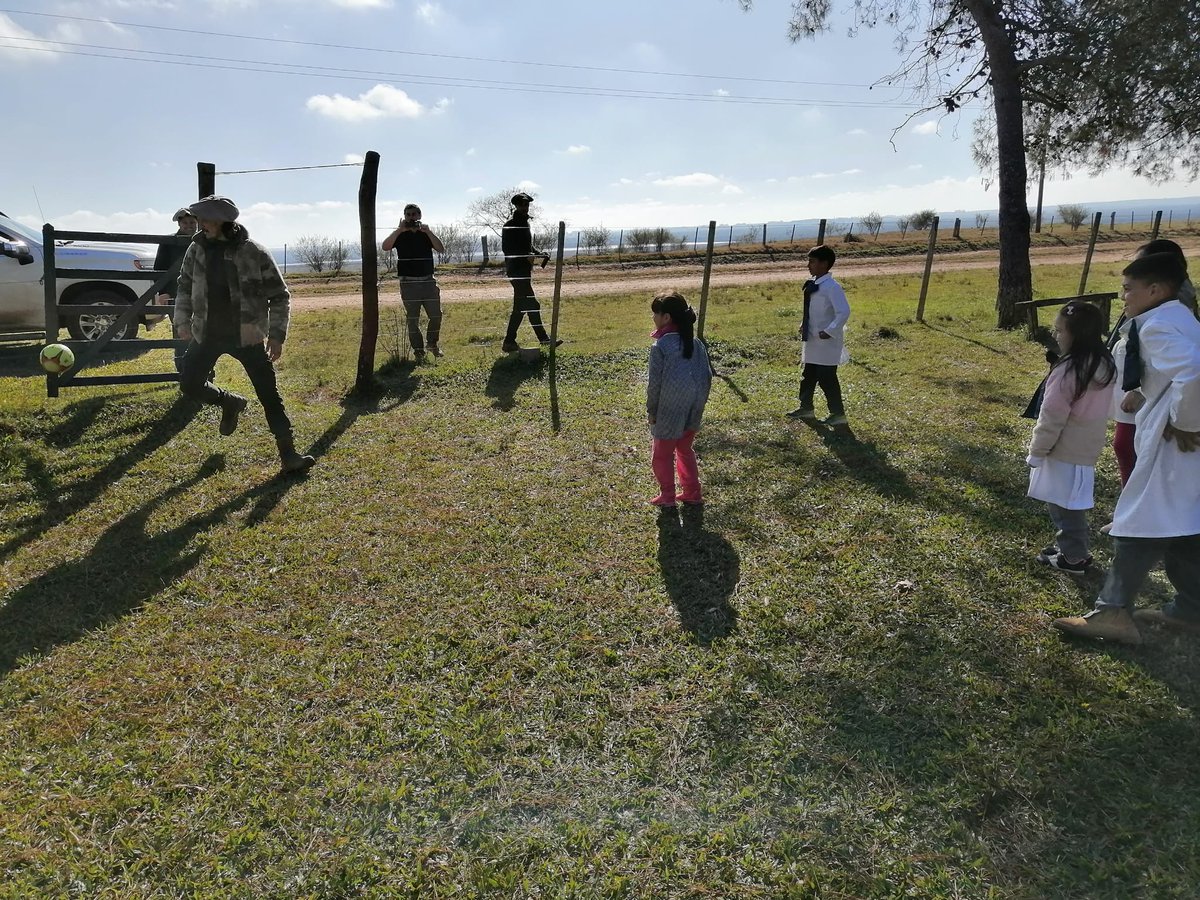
left=648, top=332, right=712, bottom=440
left=174, top=224, right=290, bottom=346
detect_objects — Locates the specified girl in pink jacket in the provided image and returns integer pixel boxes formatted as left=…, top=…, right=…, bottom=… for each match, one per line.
left=1027, top=302, right=1116, bottom=573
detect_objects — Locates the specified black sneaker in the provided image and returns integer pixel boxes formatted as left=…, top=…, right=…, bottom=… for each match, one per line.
left=1040, top=552, right=1093, bottom=574
left=1037, top=545, right=1060, bottom=560
left=540, top=339, right=564, bottom=348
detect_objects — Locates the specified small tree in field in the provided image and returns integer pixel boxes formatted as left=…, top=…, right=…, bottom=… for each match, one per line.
left=1057, top=204, right=1090, bottom=232
left=328, top=240, right=355, bottom=276
left=652, top=227, right=675, bottom=252
left=896, top=216, right=912, bottom=238
left=377, top=243, right=396, bottom=276
left=860, top=211, right=883, bottom=240
left=583, top=225, right=611, bottom=255
left=295, top=235, right=335, bottom=273
left=911, top=209, right=938, bottom=231
left=626, top=228, right=654, bottom=253
left=975, top=212, right=989, bottom=235
left=466, top=186, right=526, bottom=238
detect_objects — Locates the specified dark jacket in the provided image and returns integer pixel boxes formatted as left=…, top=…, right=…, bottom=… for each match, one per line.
left=501, top=212, right=533, bottom=278
left=153, top=232, right=192, bottom=297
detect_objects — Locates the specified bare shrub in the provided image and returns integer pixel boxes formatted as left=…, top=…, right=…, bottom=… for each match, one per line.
left=1057, top=204, right=1090, bottom=232
left=582, top=225, right=611, bottom=254
left=911, top=209, right=938, bottom=231
left=626, top=227, right=655, bottom=253
left=860, top=211, right=884, bottom=239
left=295, top=235, right=335, bottom=273
left=897, top=216, right=912, bottom=238
left=975, top=212, right=989, bottom=234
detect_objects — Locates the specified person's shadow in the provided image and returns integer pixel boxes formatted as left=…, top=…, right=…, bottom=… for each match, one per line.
left=0, top=454, right=301, bottom=677
left=484, top=354, right=545, bottom=411
left=799, top=419, right=913, bottom=500
left=656, top=504, right=740, bottom=643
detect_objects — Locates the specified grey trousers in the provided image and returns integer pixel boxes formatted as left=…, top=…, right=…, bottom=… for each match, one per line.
left=1095, top=534, right=1200, bottom=619
left=1047, top=503, right=1090, bottom=561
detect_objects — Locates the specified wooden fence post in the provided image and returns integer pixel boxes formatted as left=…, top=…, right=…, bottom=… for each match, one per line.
left=355, top=150, right=381, bottom=391
left=697, top=221, right=717, bottom=340
left=1110, top=211, right=1116, bottom=231
left=817, top=218, right=826, bottom=245
left=762, top=223, right=768, bottom=248
left=915, top=216, right=940, bottom=323
left=575, top=230, right=581, bottom=268
left=549, top=221, right=566, bottom=431
left=197, top=162, right=216, bottom=198
left=1079, top=211, right=1102, bottom=295
left=727, top=225, right=733, bottom=247
left=790, top=223, right=796, bottom=244
left=1151, top=210, right=1162, bottom=240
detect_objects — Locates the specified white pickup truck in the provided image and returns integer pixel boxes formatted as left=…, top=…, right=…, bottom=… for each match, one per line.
left=0, top=210, right=168, bottom=341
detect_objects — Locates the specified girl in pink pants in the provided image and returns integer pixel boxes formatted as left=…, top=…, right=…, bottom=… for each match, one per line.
left=647, top=292, right=712, bottom=507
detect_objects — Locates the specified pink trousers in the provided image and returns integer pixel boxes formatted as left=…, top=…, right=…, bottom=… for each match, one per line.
left=651, top=430, right=701, bottom=504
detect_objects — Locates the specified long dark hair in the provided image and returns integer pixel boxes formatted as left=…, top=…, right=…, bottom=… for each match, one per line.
left=1055, top=301, right=1115, bottom=401
left=651, top=291, right=698, bottom=358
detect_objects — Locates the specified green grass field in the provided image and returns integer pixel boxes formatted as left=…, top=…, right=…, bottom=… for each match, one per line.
left=2, top=261, right=1198, bottom=898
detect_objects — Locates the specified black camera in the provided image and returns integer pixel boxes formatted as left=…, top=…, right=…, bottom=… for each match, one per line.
left=405, top=220, right=422, bottom=230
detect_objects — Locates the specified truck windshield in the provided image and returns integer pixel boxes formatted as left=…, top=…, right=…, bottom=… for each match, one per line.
left=0, top=216, right=43, bottom=246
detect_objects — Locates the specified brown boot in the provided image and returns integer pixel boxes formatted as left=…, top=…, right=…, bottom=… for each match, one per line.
left=1052, top=607, right=1142, bottom=645
left=1132, top=608, right=1200, bottom=635
left=277, top=437, right=315, bottom=474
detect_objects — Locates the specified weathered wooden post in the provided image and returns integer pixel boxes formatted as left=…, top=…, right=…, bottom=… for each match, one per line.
left=354, top=150, right=381, bottom=391
left=575, top=230, right=581, bottom=268
left=817, top=218, right=827, bottom=245
left=549, top=221, right=566, bottom=432
left=1151, top=210, right=1163, bottom=240
left=727, top=225, right=733, bottom=247
left=1110, top=211, right=1116, bottom=231
left=915, top=215, right=940, bottom=323
left=953, top=217, right=962, bottom=239
left=790, top=223, right=796, bottom=244
left=1079, top=211, right=1102, bottom=295
left=696, top=221, right=718, bottom=340
left=197, top=162, right=216, bottom=198
left=762, top=223, right=767, bottom=248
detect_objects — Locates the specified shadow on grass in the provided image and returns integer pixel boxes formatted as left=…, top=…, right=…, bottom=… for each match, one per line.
left=920, top=321, right=1011, bottom=355
left=0, top=342, right=41, bottom=378
left=0, top=393, right=197, bottom=564
left=485, top=355, right=545, bottom=411
left=799, top=420, right=914, bottom=500
left=0, top=452, right=305, bottom=677
left=657, top=504, right=739, bottom=644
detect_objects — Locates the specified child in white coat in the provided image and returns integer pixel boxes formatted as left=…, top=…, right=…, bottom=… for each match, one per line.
left=787, top=245, right=851, bottom=425
left=1054, top=253, right=1200, bottom=644
left=1027, top=302, right=1116, bottom=573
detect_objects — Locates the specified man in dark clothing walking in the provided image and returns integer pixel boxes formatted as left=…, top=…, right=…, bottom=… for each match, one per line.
left=154, top=207, right=198, bottom=372
left=382, top=203, right=445, bottom=359
left=174, top=195, right=315, bottom=474
left=500, top=192, right=559, bottom=352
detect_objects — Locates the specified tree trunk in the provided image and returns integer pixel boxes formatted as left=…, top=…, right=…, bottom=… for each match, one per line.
left=964, top=0, right=1032, bottom=330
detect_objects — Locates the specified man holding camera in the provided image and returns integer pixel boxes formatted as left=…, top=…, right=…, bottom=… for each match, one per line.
left=383, top=203, right=445, bottom=359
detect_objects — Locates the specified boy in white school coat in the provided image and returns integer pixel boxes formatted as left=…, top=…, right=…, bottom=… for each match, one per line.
left=1053, top=253, right=1200, bottom=645
left=786, top=244, right=851, bottom=425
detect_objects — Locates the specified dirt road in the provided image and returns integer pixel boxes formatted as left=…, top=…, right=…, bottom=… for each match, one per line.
left=294, top=239, right=1195, bottom=309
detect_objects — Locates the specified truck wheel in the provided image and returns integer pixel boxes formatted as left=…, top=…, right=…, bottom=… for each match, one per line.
left=66, top=289, right=139, bottom=341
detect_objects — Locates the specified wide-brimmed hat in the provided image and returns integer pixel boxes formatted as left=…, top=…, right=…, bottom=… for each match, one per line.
left=171, top=207, right=195, bottom=222
left=188, top=195, right=240, bottom=223
left=510, top=192, right=534, bottom=206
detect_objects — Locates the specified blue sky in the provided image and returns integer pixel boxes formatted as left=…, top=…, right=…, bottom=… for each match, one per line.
left=1, top=0, right=1195, bottom=247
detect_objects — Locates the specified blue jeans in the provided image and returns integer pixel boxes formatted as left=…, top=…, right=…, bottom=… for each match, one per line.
left=1095, top=534, right=1200, bottom=619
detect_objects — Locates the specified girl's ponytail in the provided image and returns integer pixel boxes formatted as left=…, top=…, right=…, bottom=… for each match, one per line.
left=651, top=291, right=698, bottom=358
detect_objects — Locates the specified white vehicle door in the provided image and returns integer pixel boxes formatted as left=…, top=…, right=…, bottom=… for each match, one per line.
left=0, top=227, right=43, bottom=329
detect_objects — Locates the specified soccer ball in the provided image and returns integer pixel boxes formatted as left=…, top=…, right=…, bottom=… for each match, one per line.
left=40, top=343, right=75, bottom=374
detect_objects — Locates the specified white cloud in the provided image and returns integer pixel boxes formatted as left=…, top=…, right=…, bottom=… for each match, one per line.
left=841, top=168, right=862, bottom=175
left=614, top=177, right=636, bottom=186
left=333, top=0, right=392, bottom=7
left=465, top=147, right=477, bottom=156
left=517, top=180, right=540, bottom=192
left=415, top=1, right=441, bottom=24
left=466, top=186, right=483, bottom=193
left=908, top=163, right=924, bottom=170
left=713, top=89, right=731, bottom=97
left=564, top=144, right=591, bottom=155
left=810, top=172, right=835, bottom=180
left=721, top=184, right=743, bottom=195
left=913, top=121, right=939, bottom=135
left=654, top=173, right=722, bottom=188
left=306, top=84, right=433, bottom=121
left=344, top=153, right=366, bottom=164
left=847, top=128, right=868, bottom=136
left=0, top=14, right=54, bottom=61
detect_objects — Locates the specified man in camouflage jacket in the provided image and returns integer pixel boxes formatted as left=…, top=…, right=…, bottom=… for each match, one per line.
left=175, top=195, right=314, bottom=473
